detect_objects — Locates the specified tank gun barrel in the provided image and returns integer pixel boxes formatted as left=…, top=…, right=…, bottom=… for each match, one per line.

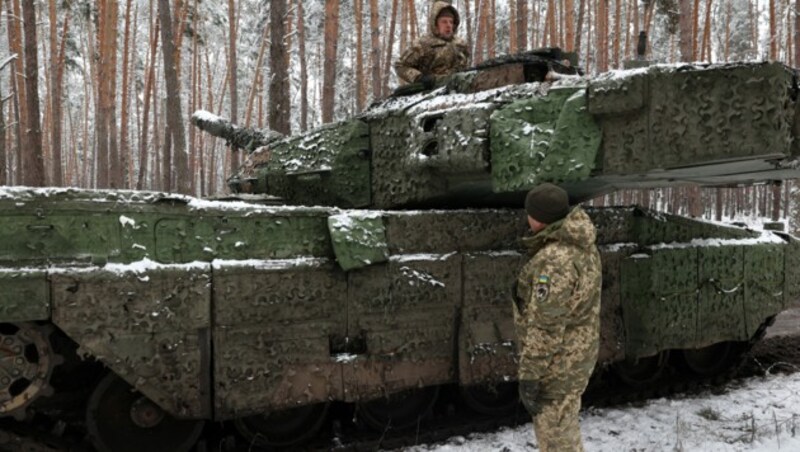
left=191, top=110, right=283, bottom=153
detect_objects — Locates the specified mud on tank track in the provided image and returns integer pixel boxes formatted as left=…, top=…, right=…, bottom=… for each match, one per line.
left=2, top=331, right=800, bottom=452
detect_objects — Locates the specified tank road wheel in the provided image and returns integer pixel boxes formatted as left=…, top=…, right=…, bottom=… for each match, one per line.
left=86, top=373, right=203, bottom=452
left=234, top=402, right=330, bottom=449
left=459, top=382, right=519, bottom=416
left=612, top=351, right=670, bottom=388
left=357, top=386, right=440, bottom=431
left=682, top=342, right=746, bottom=377
left=0, top=323, right=62, bottom=420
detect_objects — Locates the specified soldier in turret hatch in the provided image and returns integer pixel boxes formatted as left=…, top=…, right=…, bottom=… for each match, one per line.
left=513, top=183, right=602, bottom=452
left=394, top=1, right=470, bottom=88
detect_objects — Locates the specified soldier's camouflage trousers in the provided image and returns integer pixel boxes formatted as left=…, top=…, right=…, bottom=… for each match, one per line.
left=532, top=392, right=584, bottom=452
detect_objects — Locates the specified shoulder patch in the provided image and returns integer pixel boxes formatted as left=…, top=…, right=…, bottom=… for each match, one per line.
left=534, top=274, right=550, bottom=301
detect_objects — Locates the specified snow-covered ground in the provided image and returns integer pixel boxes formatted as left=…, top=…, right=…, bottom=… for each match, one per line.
left=400, top=371, right=800, bottom=452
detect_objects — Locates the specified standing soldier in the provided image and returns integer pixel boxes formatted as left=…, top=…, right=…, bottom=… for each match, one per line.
left=513, top=183, right=602, bottom=452
left=394, top=1, right=470, bottom=87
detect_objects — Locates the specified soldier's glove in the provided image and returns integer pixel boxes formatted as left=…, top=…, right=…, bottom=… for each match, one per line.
left=418, top=74, right=436, bottom=89
left=518, top=379, right=541, bottom=417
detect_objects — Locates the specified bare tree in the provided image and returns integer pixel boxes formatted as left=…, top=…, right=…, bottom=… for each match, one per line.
left=795, top=0, right=800, bottom=65
left=48, top=0, right=68, bottom=186
left=770, top=0, right=777, bottom=59
left=21, top=0, right=44, bottom=186
left=381, top=0, right=399, bottom=96
left=369, top=0, right=380, bottom=99
left=7, top=0, right=24, bottom=184
left=597, top=0, right=609, bottom=71
left=227, top=0, right=239, bottom=169
left=297, top=0, right=308, bottom=131
left=137, top=3, right=159, bottom=190
left=355, top=0, right=365, bottom=111
left=95, top=0, right=120, bottom=188
left=0, top=54, right=12, bottom=185
left=269, top=0, right=291, bottom=134
left=678, top=0, right=693, bottom=61
left=119, top=0, right=133, bottom=188
left=322, top=0, right=340, bottom=123
left=516, top=0, right=527, bottom=51
left=565, top=0, right=574, bottom=51
left=157, top=0, right=190, bottom=194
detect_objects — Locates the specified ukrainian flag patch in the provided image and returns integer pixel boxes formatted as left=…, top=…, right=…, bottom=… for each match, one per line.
left=537, top=274, right=550, bottom=284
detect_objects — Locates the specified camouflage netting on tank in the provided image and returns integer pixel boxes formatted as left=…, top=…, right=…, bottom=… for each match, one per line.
left=51, top=265, right=211, bottom=418
left=589, top=62, right=795, bottom=174
left=261, top=120, right=371, bottom=208
left=211, top=259, right=346, bottom=416
left=0, top=271, right=49, bottom=321
left=491, top=86, right=601, bottom=192
left=588, top=206, right=789, bottom=358
left=367, top=83, right=551, bottom=207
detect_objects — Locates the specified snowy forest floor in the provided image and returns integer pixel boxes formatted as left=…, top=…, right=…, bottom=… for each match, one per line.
left=397, top=313, right=800, bottom=452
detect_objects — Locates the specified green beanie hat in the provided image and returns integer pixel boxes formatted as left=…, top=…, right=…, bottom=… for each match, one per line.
left=525, top=183, right=570, bottom=224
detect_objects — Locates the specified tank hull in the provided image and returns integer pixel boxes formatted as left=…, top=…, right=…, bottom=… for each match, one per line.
left=0, top=187, right=796, bottom=423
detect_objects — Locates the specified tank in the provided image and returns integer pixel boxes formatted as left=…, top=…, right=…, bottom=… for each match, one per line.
left=2, top=49, right=800, bottom=452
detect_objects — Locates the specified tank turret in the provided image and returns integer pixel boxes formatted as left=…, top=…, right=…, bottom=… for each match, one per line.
left=195, top=50, right=800, bottom=208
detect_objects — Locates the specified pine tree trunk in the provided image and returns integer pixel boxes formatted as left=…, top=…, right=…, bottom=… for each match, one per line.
left=137, top=6, right=158, bottom=190
left=408, top=0, right=418, bottom=43
left=475, top=0, right=488, bottom=63
left=269, top=0, right=291, bottom=135
left=701, top=0, right=713, bottom=61
left=795, top=0, right=800, bottom=65
left=120, top=0, right=133, bottom=188
left=678, top=0, right=693, bottom=61
left=564, top=0, right=574, bottom=51
left=516, top=0, right=527, bottom=52
left=245, top=28, right=269, bottom=127
left=21, top=0, right=44, bottom=186
left=488, top=0, right=496, bottom=59
left=297, top=0, right=308, bottom=131
left=48, top=0, right=67, bottom=186
left=464, top=0, right=473, bottom=56
left=369, top=0, right=380, bottom=99
left=575, top=0, right=586, bottom=58
left=8, top=0, right=25, bottom=184
left=322, top=0, right=340, bottom=123
left=381, top=0, right=399, bottom=96
left=613, top=0, right=621, bottom=67
left=597, top=0, right=608, bottom=71
left=772, top=181, right=782, bottom=221
left=509, top=0, right=517, bottom=52
left=158, top=0, right=190, bottom=194
left=691, top=0, right=700, bottom=59
left=770, top=0, right=777, bottom=59
left=0, top=92, right=6, bottom=185
left=227, top=0, right=239, bottom=169
left=94, top=0, right=115, bottom=188
left=355, top=0, right=365, bottom=112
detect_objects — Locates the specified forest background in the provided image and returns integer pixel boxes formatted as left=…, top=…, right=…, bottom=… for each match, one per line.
left=0, top=0, right=798, bottom=228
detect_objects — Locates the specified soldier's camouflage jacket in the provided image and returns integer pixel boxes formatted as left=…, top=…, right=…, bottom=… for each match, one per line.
left=394, top=1, right=470, bottom=85
left=514, top=207, right=602, bottom=399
